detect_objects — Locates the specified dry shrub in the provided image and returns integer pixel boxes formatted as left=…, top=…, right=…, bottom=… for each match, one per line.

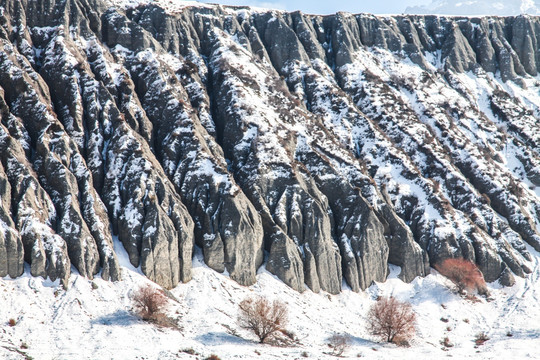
left=435, top=258, right=487, bottom=294
left=8, top=318, right=16, bottom=327
left=180, top=348, right=197, bottom=355
left=204, top=355, right=221, bottom=360
left=474, top=332, right=489, bottom=346
left=238, top=296, right=288, bottom=344
left=367, top=296, right=416, bottom=344
left=440, top=336, right=453, bottom=348
left=464, top=293, right=482, bottom=303
left=328, top=333, right=351, bottom=356
left=132, top=284, right=169, bottom=322
left=279, top=328, right=297, bottom=341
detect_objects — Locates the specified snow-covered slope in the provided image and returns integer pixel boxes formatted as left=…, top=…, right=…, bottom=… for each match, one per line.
left=1, top=248, right=539, bottom=359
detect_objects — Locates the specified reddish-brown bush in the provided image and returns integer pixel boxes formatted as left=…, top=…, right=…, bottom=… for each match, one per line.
left=367, top=296, right=416, bottom=344
left=238, top=296, right=288, bottom=344
left=435, top=258, right=487, bottom=294
left=440, top=336, right=453, bottom=348
left=474, top=332, right=490, bottom=346
left=180, top=348, right=197, bottom=355
left=132, top=284, right=169, bottom=322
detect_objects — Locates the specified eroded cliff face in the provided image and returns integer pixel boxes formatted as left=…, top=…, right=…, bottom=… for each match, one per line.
left=0, top=0, right=539, bottom=292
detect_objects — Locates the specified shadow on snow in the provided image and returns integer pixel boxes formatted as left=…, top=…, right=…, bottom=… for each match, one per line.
left=90, top=310, right=141, bottom=326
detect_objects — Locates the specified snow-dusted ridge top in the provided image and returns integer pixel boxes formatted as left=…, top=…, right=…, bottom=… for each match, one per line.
left=108, top=0, right=540, bottom=17
left=106, top=0, right=284, bottom=14
left=108, top=0, right=211, bottom=12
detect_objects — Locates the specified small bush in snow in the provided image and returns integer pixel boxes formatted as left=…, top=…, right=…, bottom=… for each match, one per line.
left=474, top=332, right=489, bottom=346
left=204, top=355, right=221, bottom=360
left=237, top=295, right=288, bottom=344
left=367, top=296, right=416, bottom=345
left=440, top=336, right=453, bottom=348
left=435, top=258, right=487, bottom=295
left=8, top=318, right=16, bottom=327
left=132, top=284, right=169, bottom=323
left=180, top=348, right=197, bottom=355
left=327, top=333, right=351, bottom=356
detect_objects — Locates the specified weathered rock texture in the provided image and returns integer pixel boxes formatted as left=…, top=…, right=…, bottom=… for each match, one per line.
left=0, top=0, right=539, bottom=291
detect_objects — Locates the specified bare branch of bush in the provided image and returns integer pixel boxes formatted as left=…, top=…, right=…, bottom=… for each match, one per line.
left=440, top=336, right=453, bottom=349
left=132, top=284, right=169, bottom=323
left=222, top=323, right=241, bottom=338
left=435, top=258, right=488, bottom=295
left=474, top=332, right=489, bottom=346
left=367, top=296, right=416, bottom=345
left=237, top=296, right=288, bottom=344
left=327, top=333, right=351, bottom=356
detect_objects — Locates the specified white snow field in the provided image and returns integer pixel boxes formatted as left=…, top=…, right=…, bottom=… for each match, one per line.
left=1, top=244, right=539, bottom=360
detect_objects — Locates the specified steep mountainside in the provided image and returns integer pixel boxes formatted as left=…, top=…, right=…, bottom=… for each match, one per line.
left=0, top=0, right=539, bottom=294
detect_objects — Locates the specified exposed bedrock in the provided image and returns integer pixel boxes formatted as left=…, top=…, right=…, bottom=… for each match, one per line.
left=0, top=0, right=538, bottom=292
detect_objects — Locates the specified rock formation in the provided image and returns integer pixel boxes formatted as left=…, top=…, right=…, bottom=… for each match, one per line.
left=0, top=0, right=538, bottom=291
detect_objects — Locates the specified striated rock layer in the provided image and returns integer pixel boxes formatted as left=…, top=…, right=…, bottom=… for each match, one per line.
left=0, top=0, right=539, bottom=291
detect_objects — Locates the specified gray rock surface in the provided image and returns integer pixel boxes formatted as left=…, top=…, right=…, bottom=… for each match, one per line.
left=103, top=119, right=195, bottom=288
left=0, top=0, right=538, bottom=293
left=0, top=160, right=24, bottom=279
left=0, top=130, right=71, bottom=286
